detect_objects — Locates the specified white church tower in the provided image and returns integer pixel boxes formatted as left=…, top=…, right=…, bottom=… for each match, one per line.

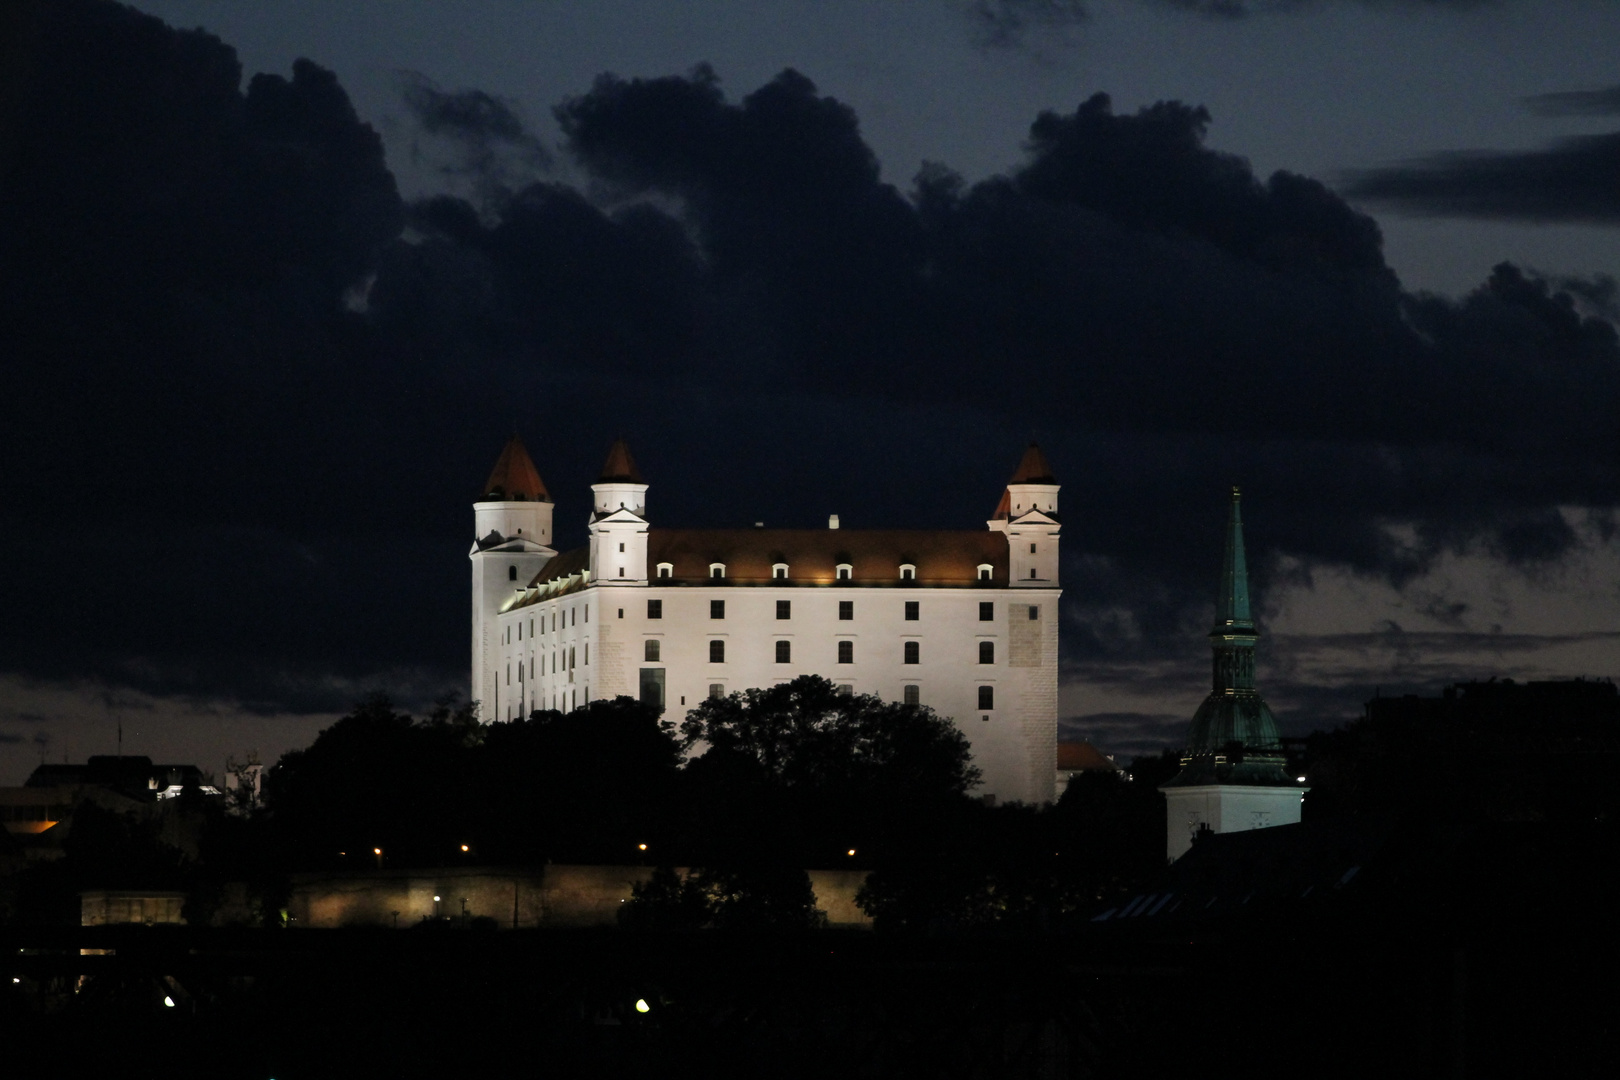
left=1161, top=488, right=1307, bottom=861
left=470, top=436, right=555, bottom=718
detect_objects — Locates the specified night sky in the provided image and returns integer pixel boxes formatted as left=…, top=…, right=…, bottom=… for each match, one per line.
left=2, top=0, right=1617, bottom=784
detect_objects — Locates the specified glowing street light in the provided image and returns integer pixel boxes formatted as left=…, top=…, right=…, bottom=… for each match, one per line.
left=163, top=995, right=175, bottom=1008
left=846, top=848, right=856, bottom=857
left=637, top=843, right=647, bottom=851
left=635, top=998, right=651, bottom=1013
left=460, top=844, right=470, bottom=852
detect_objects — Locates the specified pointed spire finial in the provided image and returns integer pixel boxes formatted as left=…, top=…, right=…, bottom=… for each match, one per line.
left=480, top=435, right=549, bottom=502
left=598, top=438, right=645, bottom=484
left=1216, top=485, right=1252, bottom=631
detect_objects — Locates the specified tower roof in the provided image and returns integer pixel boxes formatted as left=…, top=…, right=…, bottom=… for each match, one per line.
left=480, top=436, right=549, bottom=502
left=1215, top=486, right=1253, bottom=632
left=598, top=438, right=645, bottom=484
left=992, top=443, right=1057, bottom=518
left=1008, top=442, right=1056, bottom=484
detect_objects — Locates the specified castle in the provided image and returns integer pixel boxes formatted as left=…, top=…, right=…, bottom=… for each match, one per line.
left=470, top=437, right=1061, bottom=805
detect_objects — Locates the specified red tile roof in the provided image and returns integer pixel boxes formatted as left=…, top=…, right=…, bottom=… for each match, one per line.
left=1009, top=442, right=1056, bottom=484
left=480, top=436, right=549, bottom=502
left=646, top=528, right=1007, bottom=586
left=598, top=438, right=645, bottom=484
left=1056, top=741, right=1119, bottom=772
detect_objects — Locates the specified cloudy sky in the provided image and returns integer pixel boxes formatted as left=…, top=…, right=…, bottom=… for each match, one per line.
left=2, top=0, right=1617, bottom=783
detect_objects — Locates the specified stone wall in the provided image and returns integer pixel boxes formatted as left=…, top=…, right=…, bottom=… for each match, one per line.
left=288, top=864, right=874, bottom=929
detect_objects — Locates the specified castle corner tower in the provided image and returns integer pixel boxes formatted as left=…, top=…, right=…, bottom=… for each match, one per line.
left=470, top=436, right=556, bottom=718
left=1160, top=488, right=1305, bottom=861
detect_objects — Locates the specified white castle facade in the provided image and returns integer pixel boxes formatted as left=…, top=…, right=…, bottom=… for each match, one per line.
left=470, top=438, right=1061, bottom=805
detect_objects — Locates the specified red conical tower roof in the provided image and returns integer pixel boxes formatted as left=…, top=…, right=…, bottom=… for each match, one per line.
left=480, top=436, right=549, bottom=502
left=993, top=442, right=1056, bottom=518
left=598, top=438, right=645, bottom=484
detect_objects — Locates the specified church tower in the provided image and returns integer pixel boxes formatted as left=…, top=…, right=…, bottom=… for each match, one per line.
left=470, top=437, right=556, bottom=717
left=588, top=438, right=649, bottom=585
left=1160, top=488, right=1305, bottom=861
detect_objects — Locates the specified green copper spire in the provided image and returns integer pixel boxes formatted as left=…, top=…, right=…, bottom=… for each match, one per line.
left=1215, top=486, right=1253, bottom=632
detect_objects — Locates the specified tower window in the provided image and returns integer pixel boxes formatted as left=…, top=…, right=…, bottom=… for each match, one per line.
left=979, top=602, right=994, bottom=621
left=1029, top=568, right=1037, bottom=579
left=836, top=563, right=852, bottom=581
left=568, top=647, right=575, bottom=669
left=645, top=639, right=660, bottom=662
left=710, top=640, right=726, bottom=663
left=904, top=641, right=920, bottom=665
left=618, top=609, right=624, bottom=619
left=1030, top=543, right=1037, bottom=554
left=837, top=641, right=854, bottom=664
left=977, top=564, right=992, bottom=581
left=903, top=685, right=920, bottom=706
left=639, top=668, right=665, bottom=709
left=618, top=567, right=624, bottom=577
left=838, top=601, right=854, bottom=621
left=647, top=599, right=662, bottom=619
left=775, top=640, right=791, bottom=664
left=836, top=684, right=853, bottom=696
left=710, top=599, right=725, bottom=620
left=619, top=543, right=625, bottom=552
left=979, top=641, right=994, bottom=664
left=904, top=601, right=919, bottom=621
left=709, top=683, right=725, bottom=699
left=978, top=686, right=994, bottom=710
left=517, top=623, right=522, bottom=641
left=1028, top=605, right=1040, bottom=620
left=776, top=600, right=791, bottom=620
left=508, top=565, right=518, bottom=581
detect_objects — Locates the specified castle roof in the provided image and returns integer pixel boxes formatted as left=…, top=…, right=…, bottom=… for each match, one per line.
left=1056, top=741, right=1119, bottom=772
left=598, top=438, right=645, bottom=484
left=480, top=436, right=549, bottom=503
left=993, top=443, right=1057, bottom=519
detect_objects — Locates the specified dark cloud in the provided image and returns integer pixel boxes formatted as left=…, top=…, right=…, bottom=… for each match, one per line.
left=3, top=2, right=1616, bottom=729
left=399, top=73, right=551, bottom=208
left=1152, top=0, right=1499, bottom=14
left=1524, top=84, right=1620, bottom=118
left=1342, top=132, right=1620, bottom=223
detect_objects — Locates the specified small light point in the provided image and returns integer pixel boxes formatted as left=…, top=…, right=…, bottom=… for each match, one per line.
left=164, top=995, right=175, bottom=1008
left=635, top=998, right=651, bottom=1013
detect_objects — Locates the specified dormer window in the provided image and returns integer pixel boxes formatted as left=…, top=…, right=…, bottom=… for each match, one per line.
left=899, top=563, right=916, bottom=581
left=709, top=563, right=726, bottom=579
left=772, top=563, right=788, bottom=580
left=977, top=564, right=992, bottom=581
left=657, top=563, right=673, bottom=579
left=836, top=563, right=852, bottom=582
left=508, top=565, right=518, bottom=581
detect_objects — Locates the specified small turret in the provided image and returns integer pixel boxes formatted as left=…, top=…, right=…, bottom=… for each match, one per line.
left=589, top=438, right=650, bottom=584
left=991, top=443, right=1060, bottom=586
left=475, top=436, right=554, bottom=547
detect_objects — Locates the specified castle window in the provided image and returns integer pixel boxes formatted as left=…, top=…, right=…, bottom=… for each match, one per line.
left=639, top=668, right=665, bottom=709
left=977, top=564, right=992, bottom=581
left=648, top=599, right=662, bottom=619
left=775, top=640, right=791, bottom=664
left=903, top=685, right=920, bottom=706
left=836, top=684, right=852, bottom=696
left=584, top=644, right=589, bottom=665
left=569, top=647, right=575, bottom=669
left=657, top=563, right=673, bottom=579
left=1030, top=543, right=1037, bottom=554
left=618, top=567, right=624, bottom=577
left=773, top=563, right=788, bottom=580
left=904, top=601, right=919, bottom=621
left=838, top=600, right=854, bottom=621
left=838, top=641, right=854, bottom=664
left=978, top=686, right=994, bottom=709
left=518, top=623, right=522, bottom=641
left=979, top=641, right=994, bottom=664
left=529, top=619, right=534, bottom=636
left=619, top=543, right=625, bottom=552
left=710, top=599, right=725, bottom=620
left=709, top=683, right=725, bottom=699
left=899, top=563, right=915, bottom=581
left=710, top=563, right=726, bottom=579
left=836, top=564, right=852, bottom=581
left=710, top=640, right=726, bottom=663
left=1029, top=568, right=1037, bottom=579
left=645, top=639, right=660, bottom=662
left=618, top=609, right=624, bottom=619
left=904, top=641, right=919, bottom=665
left=979, top=602, right=994, bottom=621
left=509, top=565, right=517, bottom=581
left=1028, top=605, right=1040, bottom=620
left=584, top=605, right=588, bottom=622
left=776, top=600, right=791, bottom=620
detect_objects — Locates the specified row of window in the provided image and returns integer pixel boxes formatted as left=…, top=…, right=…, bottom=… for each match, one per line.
left=641, top=599, right=1036, bottom=622
left=638, top=674, right=995, bottom=712
left=665, top=639, right=994, bottom=665
left=505, top=604, right=586, bottom=644
left=652, top=562, right=1002, bottom=582
left=507, top=644, right=585, bottom=683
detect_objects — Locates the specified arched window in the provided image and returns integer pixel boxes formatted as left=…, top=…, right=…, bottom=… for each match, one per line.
left=979, top=641, right=994, bottom=664
left=508, top=565, right=518, bottom=581
left=978, top=685, right=994, bottom=710
left=772, top=563, right=789, bottom=580
left=709, top=639, right=726, bottom=663
left=657, top=563, right=673, bottom=579
left=775, top=640, right=791, bottom=664
left=644, top=639, right=660, bottom=662
left=709, top=563, right=726, bottom=579
left=977, top=564, right=993, bottom=581
left=837, top=641, right=853, bottom=664
left=899, top=563, right=915, bottom=581
left=836, top=563, right=853, bottom=581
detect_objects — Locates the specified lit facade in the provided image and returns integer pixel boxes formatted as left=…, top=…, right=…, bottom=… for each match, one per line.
left=470, top=438, right=1062, bottom=805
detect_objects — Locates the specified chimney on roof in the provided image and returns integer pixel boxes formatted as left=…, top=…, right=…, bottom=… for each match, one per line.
left=828, top=514, right=840, bottom=530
